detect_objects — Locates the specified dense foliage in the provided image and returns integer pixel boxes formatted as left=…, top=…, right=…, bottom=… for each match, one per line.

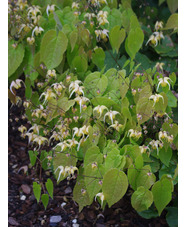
left=8, top=0, right=178, bottom=225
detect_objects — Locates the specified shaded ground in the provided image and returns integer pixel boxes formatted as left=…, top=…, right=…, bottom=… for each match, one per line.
left=8, top=98, right=169, bottom=227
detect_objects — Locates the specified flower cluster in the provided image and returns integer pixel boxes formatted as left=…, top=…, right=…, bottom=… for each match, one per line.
left=159, top=131, right=174, bottom=143
left=146, top=21, right=164, bottom=46
left=128, top=129, right=142, bottom=140
left=55, top=165, right=78, bottom=182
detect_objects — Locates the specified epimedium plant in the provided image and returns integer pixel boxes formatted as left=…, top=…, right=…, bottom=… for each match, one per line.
left=8, top=0, right=178, bottom=222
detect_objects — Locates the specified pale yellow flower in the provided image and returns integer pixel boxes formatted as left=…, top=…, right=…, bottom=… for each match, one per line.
left=104, top=110, right=120, bottom=125
left=27, top=37, right=35, bottom=45
left=32, top=26, right=44, bottom=37
left=74, top=96, right=90, bottom=113
left=95, top=192, right=105, bottom=207
left=46, top=4, right=56, bottom=16
left=10, top=79, right=24, bottom=95
left=128, top=129, right=142, bottom=140
left=109, top=121, right=123, bottom=132
left=155, top=21, right=163, bottom=31
left=149, top=94, right=164, bottom=106
left=93, top=105, right=108, bottom=118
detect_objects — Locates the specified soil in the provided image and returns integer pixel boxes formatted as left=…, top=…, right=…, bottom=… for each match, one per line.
left=8, top=92, right=169, bottom=227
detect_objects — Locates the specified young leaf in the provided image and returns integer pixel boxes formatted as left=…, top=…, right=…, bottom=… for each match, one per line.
left=136, top=97, right=154, bottom=124
left=104, top=148, right=124, bottom=172
left=166, top=90, right=177, bottom=107
left=131, top=186, right=153, bottom=212
left=159, top=147, right=172, bottom=167
left=70, top=30, right=78, bottom=52
left=167, top=0, right=178, bottom=14
left=41, top=194, right=49, bottom=210
left=92, top=48, right=105, bottom=69
left=84, top=163, right=102, bottom=201
left=28, top=150, right=37, bottom=166
left=110, top=25, right=126, bottom=53
left=46, top=179, right=53, bottom=199
left=102, top=168, right=128, bottom=207
left=164, top=13, right=178, bottom=31
left=135, top=155, right=144, bottom=169
left=84, top=72, right=108, bottom=98
left=40, top=30, right=68, bottom=69
left=84, top=146, right=103, bottom=167
left=71, top=56, right=88, bottom=73
left=8, top=41, right=25, bottom=77
left=125, top=27, right=144, bottom=59
left=152, top=178, right=172, bottom=215
left=136, top=165, right=156, bottom=190
left=33, top=182, right=41, bottom=203
left=73, top=178, right=91, bottom=212
left=108, top=9, right=122, bottom=30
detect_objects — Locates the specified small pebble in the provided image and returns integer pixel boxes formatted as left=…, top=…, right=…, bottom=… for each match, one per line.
left=72, top=224, right=79, bottom=227
left=50, top=215, right=62, bottom=224
left=72, top=219, right=77, bottom=224
left=64, top=187, right=72, bottom=194
left=20, top=195, right=26, bottom=201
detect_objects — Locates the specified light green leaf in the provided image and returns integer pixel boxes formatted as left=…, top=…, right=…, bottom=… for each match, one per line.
left=88, top=125, right=101, bottom=146
left=24, top=47, right=38, bottom=81
left=110, top=25, right=126, bottom=53
left=121, top=8, right=134, bottom=33
left=120, top=77, right=129, bottom=99
left=33, top=182, right=41, bottom=203
left=152, top=178, right=172, bottom=215
left=136, top=98, right=154, bottom=124
left=131, top=186, right=153, bottom=212
left=41, top=194, right=49, bottom=210
left=102, top=168, right=128, bottom=207
left=73, top=178, right=91, bottom=212
left=71, top=56, right=88, bottom=73
left=104, top=148, right=123, bottom=172
left=57, top=97, right=75, bottom=112
left=40, top=30, right=68, bottom=69
left=108, top=9, right=122, bottom=31
left=8, top=41, right=25, bottom=77
left=125, top=27, right=144, bottom=59
left=104, top=68, right=126, bottom=93
left=84, top=163, right=102, bottom=201
left=169, top=72, right=177, bottom=88
left=135, top=155, right=144, bottom=169
left=84, top=146, right=103, bottom=167
left=46, top=179, right=53, bottom=199
left=92, top=48, right=105, bottom=69
left=164, top=13, right=178, bottom=31
left=28, top=150, right=38, bottom=166
left=136, top=165, right=156, bottom=190
left=167, top=0, right=178, bottom=13
left=80, top=29, right=90, bottom=47
left=70, top=30, right=78, bottom=52
left=166, top=90, right=177, bottom=107
left=84, top=72, right=108, bottom=98
left=159, top=147, right=172, bottom=167
left=45, top=99, right=58, bottom=124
